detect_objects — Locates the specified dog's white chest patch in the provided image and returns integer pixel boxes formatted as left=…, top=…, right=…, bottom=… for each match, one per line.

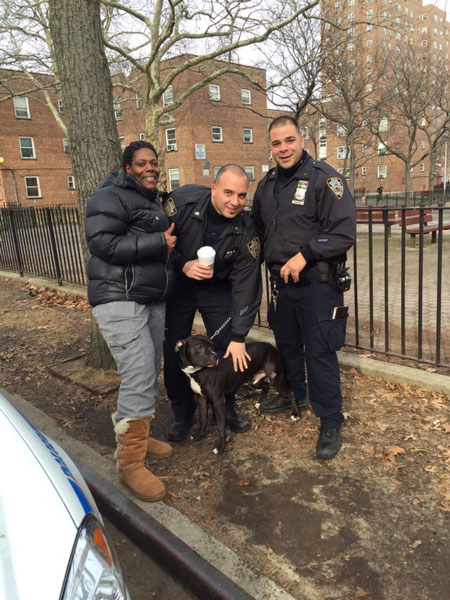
left=182, top=366, right=204, bottom=396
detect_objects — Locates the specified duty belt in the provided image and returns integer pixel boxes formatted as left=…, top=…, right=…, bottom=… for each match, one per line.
left=271, top=260, right=333, bottom=289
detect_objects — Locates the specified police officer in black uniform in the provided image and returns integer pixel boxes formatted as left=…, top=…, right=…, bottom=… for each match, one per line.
left=251, top=116, right=356, bottom=459
left=163, top=164, right=262, bottom=441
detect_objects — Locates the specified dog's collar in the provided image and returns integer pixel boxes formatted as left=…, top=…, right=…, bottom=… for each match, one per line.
left=182, top=365, right=203, bottom=375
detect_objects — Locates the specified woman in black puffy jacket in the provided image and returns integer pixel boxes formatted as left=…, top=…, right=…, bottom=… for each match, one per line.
left=85, top=140, right=176, bottom=502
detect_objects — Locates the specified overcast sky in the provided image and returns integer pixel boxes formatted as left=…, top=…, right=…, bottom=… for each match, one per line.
left=426, top=0, right=449, bottom=17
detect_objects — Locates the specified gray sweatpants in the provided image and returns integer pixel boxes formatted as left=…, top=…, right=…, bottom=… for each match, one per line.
left=92, top=301, right=165, bottom=421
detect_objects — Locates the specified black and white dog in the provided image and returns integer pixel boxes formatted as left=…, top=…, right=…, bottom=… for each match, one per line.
left=175, top=335, right=299, bottom=454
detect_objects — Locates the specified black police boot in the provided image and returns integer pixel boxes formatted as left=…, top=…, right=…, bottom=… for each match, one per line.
left=316, top=426, right=342, bottom=459
left=226, top=407, right=250, bottom=433
left=167, top=416, right=195, bottom=442
left=259, top=393, right=308, bottom=413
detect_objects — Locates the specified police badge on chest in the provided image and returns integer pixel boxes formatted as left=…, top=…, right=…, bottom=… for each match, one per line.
left=292, top=180, right=308, bottom=205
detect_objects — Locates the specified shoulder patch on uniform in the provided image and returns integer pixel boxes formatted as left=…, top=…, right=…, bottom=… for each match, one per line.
left=247, top=237, right=260, bottom=260
left=326, top=177, right=344, bottom=200
left=164, top=196, right=177, bottom=217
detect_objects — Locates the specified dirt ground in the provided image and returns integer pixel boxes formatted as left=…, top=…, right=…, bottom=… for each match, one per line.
left=1, top=275, right=450, bottom=600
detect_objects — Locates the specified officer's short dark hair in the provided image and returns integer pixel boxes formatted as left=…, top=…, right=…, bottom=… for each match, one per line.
left=122, top=140, right=158, bottom=168
left=268, top=116, right=302, bottom=136
left=214, top=164, right=249, bottom=185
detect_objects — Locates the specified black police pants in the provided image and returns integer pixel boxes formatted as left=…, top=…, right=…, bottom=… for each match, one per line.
left=163, top=280, right=235, bottom=422
left=269, top=278, right=347, bottom=429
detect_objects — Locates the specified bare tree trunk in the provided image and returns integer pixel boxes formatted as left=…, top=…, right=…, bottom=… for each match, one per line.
left=49, top=0, right=121, bottom=370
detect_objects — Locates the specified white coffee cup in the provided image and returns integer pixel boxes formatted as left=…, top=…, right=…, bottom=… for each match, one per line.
left=197, top=246, right=216, bottom=276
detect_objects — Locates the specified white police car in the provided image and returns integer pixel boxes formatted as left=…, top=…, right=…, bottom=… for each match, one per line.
left=0, top=392, right=130, bottom=599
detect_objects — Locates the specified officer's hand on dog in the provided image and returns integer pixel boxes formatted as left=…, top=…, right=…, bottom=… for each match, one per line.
left=280, top=252, right=306, bottom=283
left=164, top=223, right=177, bottom=254
left=224, top=341, right=251, bottom=372
left=182, top=260, right=213, bottom=280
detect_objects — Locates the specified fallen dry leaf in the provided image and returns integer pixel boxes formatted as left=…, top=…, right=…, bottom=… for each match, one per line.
left=236, top=478, right=250, bottom=486
left=383, top=446, right=406, bottom=460
left=410, top=540, right=423, bottom=549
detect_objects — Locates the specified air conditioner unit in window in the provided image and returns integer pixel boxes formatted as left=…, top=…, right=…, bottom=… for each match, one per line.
left=166, top=144, right=177, bottom=152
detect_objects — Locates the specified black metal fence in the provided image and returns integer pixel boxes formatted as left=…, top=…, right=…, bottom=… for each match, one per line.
left=0, top=205, right=86, bottom=286
left=354, top=188, right=450, bottom=207
left=0, top=205, right=449, bottom=368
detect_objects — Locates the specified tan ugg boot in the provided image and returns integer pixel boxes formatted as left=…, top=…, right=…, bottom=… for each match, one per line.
left=146, top=426, right=173, bottom=459
left=112, top=413, right=172, bottom=459
left=114, top=416, right=166, bottom=502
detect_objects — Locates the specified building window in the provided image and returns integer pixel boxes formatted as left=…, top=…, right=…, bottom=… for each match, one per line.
left=58, top=99, right=64, bottom=114
left=337, top=125, right=347, bottom=137
left=114, top=102, right=122, bottom=120
left=63, top=138, right=70, bottom=153
left=68, top=175, right=76, bottom=189
left=366, top=83, right=373, bottom=92
left=421, top=117, right=427, bottom=126
left=165, top=128, right=177, bottom=151
left=119, top=136, right=125, bottom=150
left=348, top=42, right=355, bottom=51
left=13, top=96, right=30, bottom=119
left=243, top=128, right=253, bottom=143
left=163, top=86, right=173, bottom=107
left=420, top=162, right=425, bottom=172
left=209, top=84, right=220, bottom=101
left=361, top=166, right=367, bottom=176
left=139, top=132, right=145, bottom=141
left=213, top=166, right=222, bottom=179
left=366, top=54, right=372, bottom=63
left=301, top=126, right=309, bottom=139
left=421, top=140, right=425, bottom=149
left=19, top=137, right=35, bottom=159
left=24, top=176, right=41, bottom=198
left=348, top=13, right=354, bottom=21
left=212, top=126, right=223, bottom=142
left=379, top=117, right=388, bottom=132
left=244, top=166, right=255, bottom=181
left=378, top=142, right=388, bottom=155
left=168, top=168, right=180, bottom=191
left=337, top=146, right=350, bottom=159
left=362, top=144, right=368, bottom=153
left=241, top=89, right=251, bottom=105
left=136, top=97, right=143, bottom=110
left=378, top=165, right=387, bottom=179
left=421, top=39, right=428, bottom=47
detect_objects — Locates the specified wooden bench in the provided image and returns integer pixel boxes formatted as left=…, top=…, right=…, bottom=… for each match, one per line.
left=398, top=209, right=450, bottom=247
left=356, top=207, right=399, bottom=235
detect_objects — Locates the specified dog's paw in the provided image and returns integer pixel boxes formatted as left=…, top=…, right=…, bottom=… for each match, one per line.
left=254, top=402, right=261, bottom=409
left=213, top=447, right=219, bottom=455
left=290, top=414, right=301, bottom=422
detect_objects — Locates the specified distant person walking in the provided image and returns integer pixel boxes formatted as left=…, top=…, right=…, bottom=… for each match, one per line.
left=376, top=185, right=384, bottom=205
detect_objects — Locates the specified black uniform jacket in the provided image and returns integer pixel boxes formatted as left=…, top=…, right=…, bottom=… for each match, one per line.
left=163, top=184, right=262, bottom=342
left=85, top=169, right=176, bottom=307
left=251, top=152, right=356, bottom=272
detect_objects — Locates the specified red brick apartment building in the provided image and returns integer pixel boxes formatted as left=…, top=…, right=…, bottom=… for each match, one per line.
left=0, top=70, right=76, bottom=207
left=0, top=59, right=276, bottom=207
left=320, top=0, right=450, bottom=193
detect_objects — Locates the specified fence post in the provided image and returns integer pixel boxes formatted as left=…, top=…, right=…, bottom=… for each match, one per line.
left=45, top=207, right=63, bottom=286
left=8, top=209, right=24, bottom=276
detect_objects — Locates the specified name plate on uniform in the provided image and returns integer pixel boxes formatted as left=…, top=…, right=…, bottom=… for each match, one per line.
left=292, top=180, right=308, bottom=205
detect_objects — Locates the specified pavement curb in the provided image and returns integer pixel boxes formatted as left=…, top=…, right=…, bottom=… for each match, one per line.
left=2, top=270, right=449, bottom=397
left=1, top=387, right=296, bottom=600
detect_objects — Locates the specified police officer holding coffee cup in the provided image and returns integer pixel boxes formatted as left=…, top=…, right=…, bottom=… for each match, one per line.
left=162, top=164, right=262, bottom=441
